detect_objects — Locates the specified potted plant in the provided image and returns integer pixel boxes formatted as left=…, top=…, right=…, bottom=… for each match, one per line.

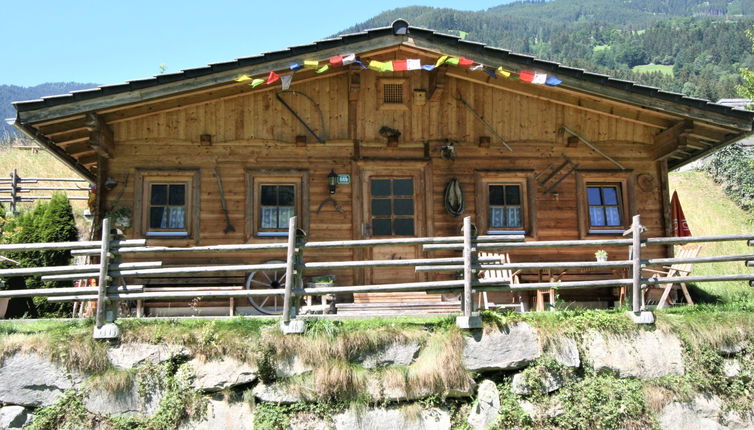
left=107, top=206, right=132, bottom=229
left=594, top=250, right=608, bottom=262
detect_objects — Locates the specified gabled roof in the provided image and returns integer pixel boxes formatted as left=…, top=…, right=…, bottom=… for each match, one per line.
left=11, top=19, right=754, bottom=180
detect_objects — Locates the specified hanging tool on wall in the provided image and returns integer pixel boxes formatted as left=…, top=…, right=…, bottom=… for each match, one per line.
left=214, top=167, right=235, bottom=234
left=456, top=92, right=512, bottom=152
left=444, top=178, right=465, bottom=216
left=535, top=154, right=579, bottom=195
left=275, top=90, right=327, bottom=144
left=561, top=125, right=626, bottom=170
left=316, top=197, right=345, bottom=215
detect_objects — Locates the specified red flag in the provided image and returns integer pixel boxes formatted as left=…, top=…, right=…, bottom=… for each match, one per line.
left=329, top=55, right=343, bottom=67
left=392, top=60, right=407, bottom=71
left=671, top=191, right=692, bottom=237
left=519, top=71, right=535, bottom=82
left=458, top=57, right=474, bottom=68
left=265, top=71, right=280, bottom=85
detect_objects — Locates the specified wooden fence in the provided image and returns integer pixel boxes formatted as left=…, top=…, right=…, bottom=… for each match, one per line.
left=0, top=215, right=752, bottom=338
left=1, top=169, right=89, bottom=215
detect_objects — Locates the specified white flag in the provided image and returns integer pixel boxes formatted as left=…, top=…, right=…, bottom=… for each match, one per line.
left=342, top=53, right=356, bottom=65
left=470, top=63, right=484, bottom=71
left=532, top=72, right=547, bottom=84
left=406, top=59, right=422, bottom=70
left=281, top=74, right=293, bottom=90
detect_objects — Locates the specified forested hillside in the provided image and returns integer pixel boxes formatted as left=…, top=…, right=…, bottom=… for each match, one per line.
left=0, top=83, right=97, bottom=137
left=338, top=0, right=754, bottom=102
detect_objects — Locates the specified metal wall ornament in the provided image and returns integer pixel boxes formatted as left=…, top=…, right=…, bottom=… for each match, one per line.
left=440, top=141, right=456, bottom=160
left=444, top=178, right=465, bottom=216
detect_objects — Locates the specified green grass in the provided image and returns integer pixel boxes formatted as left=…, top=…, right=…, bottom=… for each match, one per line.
left=669, top=171, right=754, bottom=304
left=592, top=44, right=610, bottom=52
left=632, top=63, right=674, bottom=76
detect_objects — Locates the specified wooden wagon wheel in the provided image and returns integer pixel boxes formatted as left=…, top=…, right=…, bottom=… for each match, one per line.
left=244, top=259, right=288, bottom=315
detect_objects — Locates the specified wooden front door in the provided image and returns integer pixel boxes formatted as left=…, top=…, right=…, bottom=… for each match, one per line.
left=356, top=166, right=437, bottom=303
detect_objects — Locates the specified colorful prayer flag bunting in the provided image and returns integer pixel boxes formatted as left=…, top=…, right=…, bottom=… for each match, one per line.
left=435, top=55, right=448, bottom=67
left=393, top=60, right=407, bottom=71
left=459, top=57, right=474, bottom=68
left=519, top=71, right=535, bottom=82
left=496, top=67, right=511, bottom=78
left=329, top=56, right=343, bottom=67
left=422, top=65, right=436, bottom=71
left=484, top=68, right=497, bottom=79
left=316, top=65, right=329, bottom=74
left=353, top=60, right=367, bottom=69
left=470, top=64, right=484, bottom=71
left=445, top=57, right=460, bottom=66
left=407, top=59, right=421, bottom=70
left=532, top=72, right=547, bottom=84
left=265, top=71, right=280, bottom=85
left=342, top=53, right=356, bottom=65
left=380, top=61, right=394, bottom=72
left=250, top=78, right=265, bottom=88
left=545, top=76, right=562, bottom=86
left=368, top=60, right=385, bottom=71
left=290, top=64, right=303, bottom=72
left=281, top=75, right=293, bottom=90
left=304, top=60, right=319, bottom=69
left=235, top=74, right=252, bottom=82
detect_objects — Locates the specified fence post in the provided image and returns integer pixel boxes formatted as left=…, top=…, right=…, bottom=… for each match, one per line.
left=281, top=216, right=305, bottom=334
left=628, top=214, right=653, bottom=324
left=9, top=170, right=18, bottom=216
left=93, top=217, right=120, bottom=339
left=748, top=240, right=753, bottom=287
left=456, top=216, right=481, bottom=329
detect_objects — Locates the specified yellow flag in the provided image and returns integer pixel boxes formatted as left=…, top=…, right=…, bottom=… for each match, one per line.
left=235, top=74, right=252, bottom=82
left=250, top=78, right=265, bottom=88
left=304, top=60, right=319, bottom=69
left=496, top=66, right=511, bottom=78
left=435, top=55, right=448, bottom=67
left=368, top=60, right=385, bottom=71
left=316, top=65, right=330, bottom=74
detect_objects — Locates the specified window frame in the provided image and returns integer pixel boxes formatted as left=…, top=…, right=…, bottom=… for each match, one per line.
left=475, top=172, right=536, bottom=238
left=576, top=172, right=634, bottom=238
left=368, top=176, right=417, bottom=237
left=377, top=78, right=410, bottom=111
left=246, top=169, right=309, bottom=239
left=134, top=169, right=200, bottom=241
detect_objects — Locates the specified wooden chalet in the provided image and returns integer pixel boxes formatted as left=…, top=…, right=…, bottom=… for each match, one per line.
left=11, top=20, right=754, bottom=314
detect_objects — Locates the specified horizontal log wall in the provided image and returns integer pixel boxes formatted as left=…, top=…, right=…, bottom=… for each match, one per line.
left=107, top=61, right=668, bottom=299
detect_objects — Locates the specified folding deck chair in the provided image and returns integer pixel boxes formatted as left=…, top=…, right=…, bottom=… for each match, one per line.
left=477, top=252, right=526, bottom=312
left=641, top=243, right=701, bottom=309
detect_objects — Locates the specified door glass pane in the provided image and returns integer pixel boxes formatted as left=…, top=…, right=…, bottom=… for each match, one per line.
left=489, top=185, right=503, bottom=205
left=589, top=207, right=606, bottom=226
left=394, top=218, right=414, bottom=236
left=372, top=219, right=392, bottom=236
left=393, top=179, right=413, bottom=196
left=602, top=187, right=618, bottom=205
left=260, top=186, right=278, bottom=205
left=587, top=187, right=602, bottom=205
left=168, top=184, right=185, bottom=205
left=150, top=184, right=167, bottom=205
left=372, top=199, right=391, bottom=216
left=505, top=185, right=521, bottom=205
left=393, top=198, right=413, bottom=215
left=371, top=179, right=391, bottom=197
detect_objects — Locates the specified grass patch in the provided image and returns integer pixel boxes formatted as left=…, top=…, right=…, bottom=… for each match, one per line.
left=669, top=171, right=754, bottom=304
left=592, top=44, right=610, bottom=52
left=632, top=63, right=674, bottom=76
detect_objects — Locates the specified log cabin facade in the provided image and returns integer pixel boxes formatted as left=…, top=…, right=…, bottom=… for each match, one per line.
left=11, top=20, right=754, bottom=312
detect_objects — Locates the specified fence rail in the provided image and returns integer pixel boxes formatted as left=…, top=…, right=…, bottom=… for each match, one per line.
left=0, top=215, right=752, bottom=338
left=1, top=169, right=90, bottom=214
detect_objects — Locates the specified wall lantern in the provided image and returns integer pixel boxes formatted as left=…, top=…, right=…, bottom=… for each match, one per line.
left=328, top=170, right=338, bottom=194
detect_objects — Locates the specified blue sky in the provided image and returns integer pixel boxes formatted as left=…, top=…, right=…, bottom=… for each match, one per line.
left=3, top=0, right=514, bottom=87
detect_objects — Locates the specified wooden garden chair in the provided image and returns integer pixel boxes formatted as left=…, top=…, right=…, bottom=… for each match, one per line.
left=641, top=243, right=701, bottom=309
left=477, top=252, right=526, bottom=312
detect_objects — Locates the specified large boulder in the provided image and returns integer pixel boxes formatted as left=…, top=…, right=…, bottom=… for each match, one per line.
left=275, top=355, right=313, bottom=378
left=545, top=337, right=580, bottom=368
left=463, top=324, right=541, bottom=371
left=253, top=382, right=307, bottom=404
left=84, top=382, right=162, bottom=417
left=583, top=330, right=684, bottom=378
left=187, top=357, right=257, bottom=392
left=108, top=343, right=190, bottom=370
left=0, top=353, right=77, bottom=407
left=179, top=393, right=253, bottom=430
left=333, top=407, right=450, bottom=430
left=467, top=380, right=500, bottom=430
left=366, top=374, right=475, bottom=402
left=658, top=394, right=726, bottom=430
left=355, top=340, right=421, bottom=369
left=510, top=369, right=564, bottom=395
left=0, top=405, right=33, bottom=429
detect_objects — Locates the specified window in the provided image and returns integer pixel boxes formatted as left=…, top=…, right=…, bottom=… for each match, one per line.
left=370, top=177, right=415, bottom=236
left=377, top=78, right=409, bottom=110
left=576, top=172, right=633, bottom=237
left=246, top=170, right=308, bottom=238
left=475, top=173, right=535, bottom=236
left=134, top=169, right=200, bottom=239
left=586, top=185, right=623, bottom=229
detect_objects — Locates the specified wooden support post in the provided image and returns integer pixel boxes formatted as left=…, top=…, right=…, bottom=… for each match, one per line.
left=281, top=216, right=305, bottom=334
left=93, top=218, right=120, bottom=339
left=9, top=170, right=18, bottom=215
left=628, top=215, right=653, bottom=324
left=457, top=216, right=481, bottom=329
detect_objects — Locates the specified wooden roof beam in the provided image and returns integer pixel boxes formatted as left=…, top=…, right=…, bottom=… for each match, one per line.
left=84, top=113, right=114, bottom=159
left=653, top=119, right=693, bottom=161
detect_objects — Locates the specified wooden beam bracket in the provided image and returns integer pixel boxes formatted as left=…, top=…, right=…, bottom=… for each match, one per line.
left=561, top=125, right=626, bottom=170
left=85, top=113, right=114, bottom=159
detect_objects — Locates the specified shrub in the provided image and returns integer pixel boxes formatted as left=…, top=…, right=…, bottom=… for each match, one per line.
left=703, top=143, right=754, bottom=213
